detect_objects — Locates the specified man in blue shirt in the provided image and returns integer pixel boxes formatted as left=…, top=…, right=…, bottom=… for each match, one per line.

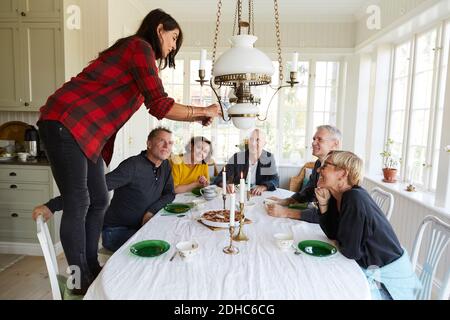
left=32, top=127, right=176, bottom=252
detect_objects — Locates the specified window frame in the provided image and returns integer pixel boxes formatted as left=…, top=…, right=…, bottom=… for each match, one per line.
left=385, top=20, right=449, bottom=191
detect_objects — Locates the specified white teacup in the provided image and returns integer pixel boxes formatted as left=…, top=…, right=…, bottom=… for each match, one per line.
left=273, top=233, right=294, bottom=251
left=200, top=186, right=217, bottom=201
left=17, top=152, right=29, bottom=162
left=176, top=240, right=199, bottom=260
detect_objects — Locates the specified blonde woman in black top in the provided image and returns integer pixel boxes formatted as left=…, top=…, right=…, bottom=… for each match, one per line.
left=315, top=151, right=420, bottom=300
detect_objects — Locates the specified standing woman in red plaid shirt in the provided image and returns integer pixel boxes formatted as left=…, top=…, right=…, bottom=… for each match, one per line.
left=36, top=8, right=220, bottom=295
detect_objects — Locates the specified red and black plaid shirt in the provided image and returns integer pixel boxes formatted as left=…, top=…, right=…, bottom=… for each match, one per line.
left=39, top=36, right=174, bottom=165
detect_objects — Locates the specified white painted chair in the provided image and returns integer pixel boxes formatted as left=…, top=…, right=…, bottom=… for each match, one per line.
left=369, top=187, right=394, bottom=221
left=411, top=215, right=450, bottom=300
left=36, top=215, right=82, bottom=300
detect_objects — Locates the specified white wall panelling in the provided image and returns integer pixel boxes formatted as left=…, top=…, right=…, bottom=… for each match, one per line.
left=278, top=166, right=302, bottom=190
left=180, top=21, right=356, bottom=50
left=0, top=111, right=39, bottom=126
left=355, top=0, right=429, bottom=46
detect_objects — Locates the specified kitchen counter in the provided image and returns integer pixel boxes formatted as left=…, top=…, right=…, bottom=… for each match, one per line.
left=0, top=157, right=50, bottom=166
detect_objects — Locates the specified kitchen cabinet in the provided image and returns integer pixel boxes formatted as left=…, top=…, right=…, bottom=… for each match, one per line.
left=0, top=0, right=63, bottom=111
left=0, top=165, right=60, bottom=248
left=0, top=0, right=61, bottom=20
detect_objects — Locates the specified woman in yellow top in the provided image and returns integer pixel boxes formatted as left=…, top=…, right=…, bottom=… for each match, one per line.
left=170, top=136, right=212, bottom=193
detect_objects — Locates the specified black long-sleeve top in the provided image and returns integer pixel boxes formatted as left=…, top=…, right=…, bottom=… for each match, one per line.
left=213, top=150, right=279, bottom=191
left=291, top=160, right=321, bottom=223
left=319, top=186, right=403, bottom=269
left=46, top=151, right=175, bottom=230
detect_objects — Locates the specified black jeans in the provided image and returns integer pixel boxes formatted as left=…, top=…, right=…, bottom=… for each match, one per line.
left=38, top=120, right=109, bottom=293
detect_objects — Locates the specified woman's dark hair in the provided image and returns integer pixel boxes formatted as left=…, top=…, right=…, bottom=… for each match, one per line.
left=185, top=136, right=213, bottom=163
left=98, top=9, right=183, bottom=70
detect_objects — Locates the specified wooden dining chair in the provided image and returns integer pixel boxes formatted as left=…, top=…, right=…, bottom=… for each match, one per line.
left=289, top=161, right=315, bottom=192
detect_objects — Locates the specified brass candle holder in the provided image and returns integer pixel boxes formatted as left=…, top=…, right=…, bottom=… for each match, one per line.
left=195, top=69, right=208, bottom=86
left=406, top=184, right=416, bottom=192
left=286, top=71, right=299, bottom=87
left=233, top=202, right=249, bottom=242
left=222, top=193, right=227, bottom=210
left=223, top=225, right=239, bottom=255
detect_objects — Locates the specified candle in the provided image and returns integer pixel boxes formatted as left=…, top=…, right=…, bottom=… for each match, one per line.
left=240, top=172, right=245, bottom=203
left=199, top=49, right=207, bottom=70
left=247, top=167, right=251, bottom=191
left=291, top=52, right=299, bottom=72
left=222, top=166, right=227, bottom=195
left=229, top=193, right=236, bottom=227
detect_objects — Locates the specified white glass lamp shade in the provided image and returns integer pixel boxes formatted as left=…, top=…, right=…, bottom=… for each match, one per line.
left=213, top=35, right=274, bottom=79
left=227, top=103, right=258, bottom=130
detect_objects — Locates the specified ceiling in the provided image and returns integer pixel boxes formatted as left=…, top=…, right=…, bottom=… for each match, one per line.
left=138, top=0, right=374, bottom=23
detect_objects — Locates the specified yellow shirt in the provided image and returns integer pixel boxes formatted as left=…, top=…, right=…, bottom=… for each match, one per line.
left=170, top=155, right=209, bottom=187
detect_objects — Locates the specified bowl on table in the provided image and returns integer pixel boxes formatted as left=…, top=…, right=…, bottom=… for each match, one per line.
left=273, top=233, right=294, bottom=251
left=176, top=240, right=199, bottom=260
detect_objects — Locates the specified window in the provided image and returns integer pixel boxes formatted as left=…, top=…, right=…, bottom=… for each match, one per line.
left=158, top=59, right=188, bottom=155
left=278, top=60, right=340, bottom=164
left=277, top=62, right=309, bottom=163
left=313, top=61, right=339, bottom=130
left=158, top=55, right=341, bottom=166
left=389, top=41, right=411, bottom=165
left=387, top=22, right=450, bottom=190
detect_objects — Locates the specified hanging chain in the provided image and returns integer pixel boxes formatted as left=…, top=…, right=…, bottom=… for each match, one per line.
left=233, top=0, right=239, bottom=36
left=274, top=0, right=283, bottom=82
left=251, top=0, right=255, bottom=36
left=248, top=0, right=251, bottom=34
left=211, top=0, right=223, bottom=77
left=238, top=0, right=242, bottom=35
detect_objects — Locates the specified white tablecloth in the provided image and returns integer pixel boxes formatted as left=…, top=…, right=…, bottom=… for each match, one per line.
left=84, top=189, right=371, bottom=300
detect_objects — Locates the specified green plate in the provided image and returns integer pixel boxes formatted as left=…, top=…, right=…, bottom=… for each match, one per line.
left=288, top=203, right=308, bottom=210
left=192, top=187, right=202, bottom=196
left=164, top=203, right=191, bottom=214
left=130, top=240, right=170, bottom=257
left=298, top=240, right=337, bottom=257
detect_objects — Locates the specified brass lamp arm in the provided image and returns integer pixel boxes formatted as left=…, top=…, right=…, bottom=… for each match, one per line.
left=257, top=84, right=288, bottom=121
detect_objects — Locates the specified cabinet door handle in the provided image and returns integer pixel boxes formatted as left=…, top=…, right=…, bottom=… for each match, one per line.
left=21, top=11, right=26, bottom=16
left=9, top=172, right=17, bottom=176
left=11, top=213, right=19, bottom=218
left=10, top=184, right=17, bottom=189
left=24, top=102, right=30, bottom=106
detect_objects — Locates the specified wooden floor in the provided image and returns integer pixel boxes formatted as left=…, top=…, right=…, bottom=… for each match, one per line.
left=0, top=254, right=68, bottom=300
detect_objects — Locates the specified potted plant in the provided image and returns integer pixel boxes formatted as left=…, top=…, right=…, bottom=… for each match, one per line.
left=380, top=138, right=399, bottom=183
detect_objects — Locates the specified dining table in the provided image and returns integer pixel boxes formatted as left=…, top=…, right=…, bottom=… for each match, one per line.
left=83, top=188, right=371, bottom=300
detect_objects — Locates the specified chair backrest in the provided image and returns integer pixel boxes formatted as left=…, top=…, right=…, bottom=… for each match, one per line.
left=411, top=215, right=450, bottom=300
left=369, top=187, right=394, bottom=221
left=36, top=215, right=62, bottom=300
left=289, top=161, right=315, bottom=192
